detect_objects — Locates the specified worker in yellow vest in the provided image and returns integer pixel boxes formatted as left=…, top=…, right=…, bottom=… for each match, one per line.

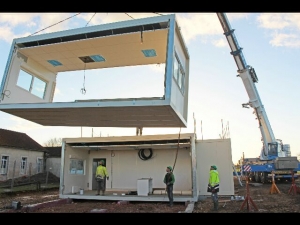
left=95, top=160, right=109, bottom=196
left=208, top=165, right=220, bottom=211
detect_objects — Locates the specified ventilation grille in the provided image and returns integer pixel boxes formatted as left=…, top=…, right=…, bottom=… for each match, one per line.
left=79, top=55, right=106, bottom=63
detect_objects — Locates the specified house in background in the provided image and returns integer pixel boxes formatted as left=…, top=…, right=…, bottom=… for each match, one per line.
left=0, top=128, right=47, bottom=181
left=44, top=146, right=61, bottom=178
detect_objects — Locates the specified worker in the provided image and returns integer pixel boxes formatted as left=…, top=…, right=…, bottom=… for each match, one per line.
left=208, top=165, right=220, bottom=211
left=95, top=160, right=109, bottom=196
left=163, top=166, right=175, bottom=207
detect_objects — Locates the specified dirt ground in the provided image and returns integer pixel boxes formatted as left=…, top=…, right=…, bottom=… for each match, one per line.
left=193, top=178, right=300, bottom=213
left=1, top=174, right=300, bottom=213
left=0, top=189, right=187, bottom=213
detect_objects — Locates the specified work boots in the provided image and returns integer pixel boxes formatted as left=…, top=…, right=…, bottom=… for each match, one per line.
left=213, top=202, right=218, bottom=211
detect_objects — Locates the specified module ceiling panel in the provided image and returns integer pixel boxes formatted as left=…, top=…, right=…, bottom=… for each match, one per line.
left=18, top=29, right=168, bottom=73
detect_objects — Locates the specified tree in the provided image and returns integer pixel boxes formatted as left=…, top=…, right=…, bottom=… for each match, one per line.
left=44, top=137, right=62, bottom=147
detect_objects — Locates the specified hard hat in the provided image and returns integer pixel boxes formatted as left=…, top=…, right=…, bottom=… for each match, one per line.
left=167, top=166, right=173, bottom=171
left=211, top=165, right=217, bottom=170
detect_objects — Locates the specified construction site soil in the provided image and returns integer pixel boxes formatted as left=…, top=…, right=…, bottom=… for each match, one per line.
left=1, top=173, right=300, bottom=213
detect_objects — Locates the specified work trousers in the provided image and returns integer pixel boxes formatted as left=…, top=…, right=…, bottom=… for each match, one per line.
left=97, top=177, right=106, bottom=194
left=166, top=184, right=174, bottom=205
left=211, top=192, right=218, bottom=203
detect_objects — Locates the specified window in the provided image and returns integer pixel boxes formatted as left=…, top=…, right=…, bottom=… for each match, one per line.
left=16, top=69, right=47, bottom=99
left=173, top=53, right=185, bottom=94
left=0, top=156, right=9, bottom=174
left=0, top=156, right=9, bottom=175
left=37, top=158, right=43, bottom=173
left=173, top=57, right=179, bottom=82
left=69, top=159, right=84, bottom=175
left=20, top=157, right=27, bottom=174
left=178, top=68, right=183, bottom=89
left=181, top=72, right=185, bottom=93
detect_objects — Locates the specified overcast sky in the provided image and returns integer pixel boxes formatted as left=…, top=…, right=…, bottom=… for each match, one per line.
left=1, top=13, right=300, bottom=163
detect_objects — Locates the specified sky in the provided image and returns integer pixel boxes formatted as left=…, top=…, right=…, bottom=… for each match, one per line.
left=0, top=12, right=300, bottom=164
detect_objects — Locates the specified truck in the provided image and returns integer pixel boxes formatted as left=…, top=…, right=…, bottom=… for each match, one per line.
left=217, top=13, right=300, bottom=183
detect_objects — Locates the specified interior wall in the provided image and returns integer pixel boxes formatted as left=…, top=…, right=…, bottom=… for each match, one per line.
left=195, top=139, right=234, bottom=196
left=107, top=148, right=192, bottom=191
left=62, top=145, right=89, bottom=194
left=1, top=50, right=56, bottom=104
left=63, top=146, right=192, bottom=193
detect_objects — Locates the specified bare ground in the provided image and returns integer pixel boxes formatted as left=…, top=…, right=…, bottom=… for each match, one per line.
left=193, top=178, right=300, bottom=213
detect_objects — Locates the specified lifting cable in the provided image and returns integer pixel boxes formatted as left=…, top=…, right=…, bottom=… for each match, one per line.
left=28, top=12, right=164, bottom=37
left=85, top=13, right=97, bottom=27
left=125, top=13, right=134, bottom=19
left=172, top=127, right=181, bottom=173
left=28, top=13, right=81, bottom=37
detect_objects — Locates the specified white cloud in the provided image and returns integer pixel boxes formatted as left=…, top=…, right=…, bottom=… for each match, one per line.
left=257, top=13, right=291, bottom=29
left=227, top=13, right=249, bottom=21
left=175, top=13, right=222, bottom=44
left=8, top=116, right=44, bottom=132
left=0, top=13, right=37, bottom=26
left=33, top=13, right=79, bottom=35
left=0, top=26, right=16, bottom=43
left=212, top=38, right=227, bottom=47
left=270, top=32, right=300, bottom=48
left=257, top=13, right=300, bottom=48
left=257, top=13, right=300, bottom=30
left=0, top=13, right=78, bottom=42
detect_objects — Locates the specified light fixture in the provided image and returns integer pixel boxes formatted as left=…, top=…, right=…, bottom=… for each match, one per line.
left=142, top=49, right=157, bottom=57
left=47, top=60, right=62, bottom=67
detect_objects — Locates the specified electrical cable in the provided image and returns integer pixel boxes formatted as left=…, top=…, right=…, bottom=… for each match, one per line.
left=138, top=148, right=153, bottom=160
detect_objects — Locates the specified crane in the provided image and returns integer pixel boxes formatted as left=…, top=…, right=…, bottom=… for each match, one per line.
left=217, top=13, right=299, bottom=183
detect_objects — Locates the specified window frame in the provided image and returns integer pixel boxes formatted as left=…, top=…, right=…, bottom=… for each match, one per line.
left=69, top=159, right=85, bottom=175
left=16, top=68, right=47, bottom=99
left=0, top=155, right=9, bottom=175
left=173, top=52, right=185, bottom=95
left=20, top=156, right=28, bottom=175
left=37, top=157, right=43, bottom=173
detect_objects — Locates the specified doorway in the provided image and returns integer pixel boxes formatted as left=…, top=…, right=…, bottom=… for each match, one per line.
left=92, top=158, right=106, bottom=190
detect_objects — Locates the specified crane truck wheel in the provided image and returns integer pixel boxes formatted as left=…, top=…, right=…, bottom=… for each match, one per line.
left=255, top=172, right=261, bottom=183
left=260, top=172, right=268, bottom=183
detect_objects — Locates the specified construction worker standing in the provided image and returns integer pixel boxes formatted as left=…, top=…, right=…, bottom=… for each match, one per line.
left=163, top=166, right=175, bottom=207
left=208, top=165, right=220, bottom=211
left=95, top=160, right=109, bottom=196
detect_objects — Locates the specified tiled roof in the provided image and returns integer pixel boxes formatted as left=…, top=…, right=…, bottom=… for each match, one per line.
left=44, top=147, right=61, bottom=157
left=0, top=128, right=47, bottom=152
